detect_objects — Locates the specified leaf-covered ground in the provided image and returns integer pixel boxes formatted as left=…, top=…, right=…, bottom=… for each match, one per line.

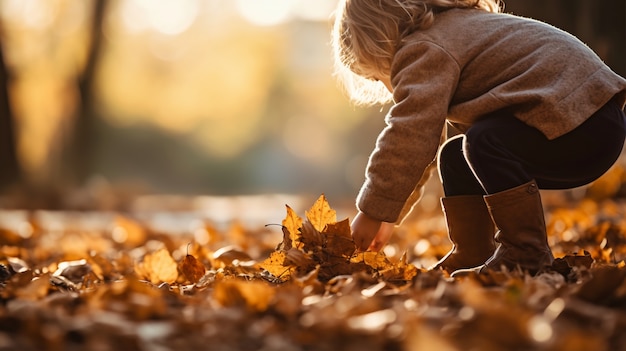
left=2, top=171, right=626, bottom=351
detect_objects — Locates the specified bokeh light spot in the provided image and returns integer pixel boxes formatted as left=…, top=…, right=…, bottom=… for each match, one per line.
left=235, top=0, right=293, bottom=26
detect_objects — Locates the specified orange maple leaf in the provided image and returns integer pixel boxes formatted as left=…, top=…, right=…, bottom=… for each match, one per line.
left=279, top=205, right=303, bottom=250
left=259, top=251, right=296, bottom=282
left=262, top=194, right=418, bottom=284
left=306, top=194, right=337, bottom=232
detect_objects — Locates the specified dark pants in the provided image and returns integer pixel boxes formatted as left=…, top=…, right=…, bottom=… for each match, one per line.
left=438, top=100, right=626, bottom=196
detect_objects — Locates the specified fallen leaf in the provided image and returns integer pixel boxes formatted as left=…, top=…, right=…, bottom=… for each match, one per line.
left=213, top=279, right=275, bottom=312
left=15, top=273, right=50, bottom=300
left=53, top=259, right=92, bottom=283
left=305, top=194, right=336, bottom=232
left=259, top=251, right=296, bottom=282
left=179, top=253, right=206, bottom=284
left=135, top=248, right=178, bottom=284
left=575, top=264, right=626, bottom=304
left=300, top=219, right=324, bottom=252
left=280, top=205, right=303, bottom=250
left=212, top=245, right=254, bottom=267
left=323, top=218, right=355, bottom=257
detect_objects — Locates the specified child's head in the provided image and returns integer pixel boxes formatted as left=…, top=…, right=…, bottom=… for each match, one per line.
left=332, top=0, right=501, bottom=105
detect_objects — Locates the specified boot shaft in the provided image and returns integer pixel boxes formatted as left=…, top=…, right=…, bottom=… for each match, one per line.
left=432, top=195, right=496, bottom=272
left=441, top=195, right=495, bottom=246
left=484, top=181, right=548, bottom=249
left=482, top=180, right=554, bottom=273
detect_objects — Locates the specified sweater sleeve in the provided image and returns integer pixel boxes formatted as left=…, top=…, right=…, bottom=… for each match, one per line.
left=356, top=41, right=460, bottom=223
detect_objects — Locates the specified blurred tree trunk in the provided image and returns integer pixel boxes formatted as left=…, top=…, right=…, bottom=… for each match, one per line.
left=65, top=0, right=109, bottom=186
left=504, top=0, right=625, bottom=76
left=594, top=0, right=626, bottom=77
left=0, top=39, right=20, bottom=191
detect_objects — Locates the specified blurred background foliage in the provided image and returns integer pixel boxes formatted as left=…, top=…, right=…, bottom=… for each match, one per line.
left=0, top=0, right=624, bottom=210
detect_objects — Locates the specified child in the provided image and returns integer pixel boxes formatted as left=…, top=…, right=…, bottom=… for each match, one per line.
left=332, top=0, right=626, bottom=275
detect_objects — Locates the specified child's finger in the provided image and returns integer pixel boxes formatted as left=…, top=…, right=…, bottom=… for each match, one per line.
left=367, top=224, right=393, bottom=251
left=355, top=232, right=376, bottom=252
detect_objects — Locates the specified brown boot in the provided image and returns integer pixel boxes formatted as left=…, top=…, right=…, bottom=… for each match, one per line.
left=452, top=181, right=554, bottom=277
left=430, top=195, right=496, bottom=272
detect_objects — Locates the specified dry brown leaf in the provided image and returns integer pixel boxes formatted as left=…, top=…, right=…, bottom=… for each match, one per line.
left=300, top=219, right=324, bottom=252
left=15, top=272, right=50, bottom=300
left=135, top=247, right=178, bottom=284
left=212, top=245, right=254, bottom=267
left=575, top=264, right=626, bottom=303
left=6, top=188, right=626, bottom=350
left=293, top=266, right=325, bottom=294
left=324, top=217, right=356, bottom=257
left=179, top=253, right=206, bottom=284
left=261, top=195, right=421, bottom=284
left=213, top=279, right=275, bottom=312
left=563, top=251, right=594, bottom=269
left=53, top=259, right=92, bottom=283
left=324, top=218, right=352, bottom=237
left=284, top=247, right=314, bottom=269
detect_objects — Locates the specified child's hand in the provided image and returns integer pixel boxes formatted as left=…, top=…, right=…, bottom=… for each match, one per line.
left=351, top=211, right=395, bottom=252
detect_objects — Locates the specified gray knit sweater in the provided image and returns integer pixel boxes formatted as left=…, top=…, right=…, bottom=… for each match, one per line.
left=357, top=8, right=626, bottom=223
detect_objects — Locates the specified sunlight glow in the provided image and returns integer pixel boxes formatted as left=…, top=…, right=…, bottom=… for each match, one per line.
left=121, top=0, right=199, bottom=35
left=235, top=0, right=337, bottom=26
left=292, top=0, right=337, bottom=21
left=235, top=0, right=293, bottom=26
left=528, top=316, right=553, bottom=343
left=0, top=0, right=54, bottom=29
left=283, top=115, right=336, bottom=166
left=347, top=309, right=397, bottom=332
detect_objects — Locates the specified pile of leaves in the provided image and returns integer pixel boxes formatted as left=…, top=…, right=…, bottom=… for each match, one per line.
left=260, top=195, right=416, bottom=284
left=1, top=193, right=626, bottom=351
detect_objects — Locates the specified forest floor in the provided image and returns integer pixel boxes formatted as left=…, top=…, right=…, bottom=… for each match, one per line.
left=1, top=168, right=626, bottom=351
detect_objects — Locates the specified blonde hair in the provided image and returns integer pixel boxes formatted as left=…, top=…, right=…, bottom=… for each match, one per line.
left=332, top=0, right=502, bottom=105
